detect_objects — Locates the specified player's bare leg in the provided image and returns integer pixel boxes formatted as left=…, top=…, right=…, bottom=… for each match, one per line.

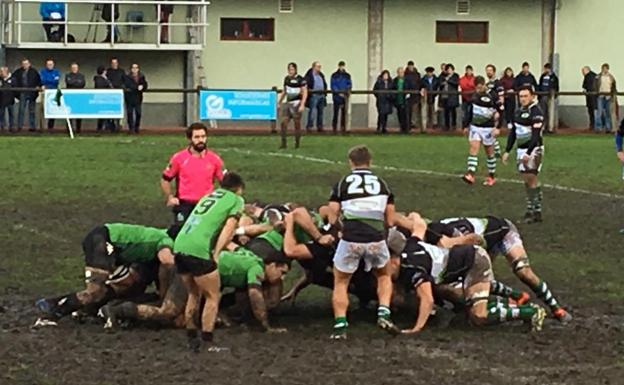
left=463, top=139, right=481, bottom=184
left=505, top=245, right=571, bottom=322
left=294, top=114, right=302, bottom=149
left=374, top=263, right=400, bottom=335
left=279, top=116, right=290, bottom=149
left=194, top=270, right=221, bottom=343
left=331, top=268, right=352, bottom=340
left=180, top=273, right=202, bottom=351
left=483, top=144, right=497, bottom=186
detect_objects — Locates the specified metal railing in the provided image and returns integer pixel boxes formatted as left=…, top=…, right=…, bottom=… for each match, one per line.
left=1, top=0, right=209, bottom=47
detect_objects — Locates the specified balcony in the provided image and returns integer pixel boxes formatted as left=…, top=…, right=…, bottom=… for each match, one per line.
left=0, top=0, right=209, bottom=50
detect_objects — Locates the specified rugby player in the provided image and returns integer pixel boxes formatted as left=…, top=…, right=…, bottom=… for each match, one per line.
left=327, top=145, right=400, bottom=339
left=428, top=216, right=572, bottom=322
left=161, top=122, right=225, bottom=226
left=485, top=64, right=504, bottom=155
left=462, top=76, right=502, bottom=186
left=173, top=172, right=245, bottom=352
left=387, top=213, right=547, bottom=333
left=278, top=62, right=308, bottom=149
left=502, top=86, right=546, bottom=223
left=35, top=224, right=175, bottom=323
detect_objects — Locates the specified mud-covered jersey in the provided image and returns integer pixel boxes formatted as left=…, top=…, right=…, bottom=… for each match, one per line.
left=104, top=224, right=173, bottom=264
left=506, top=101, right=544, bottom=155
left=330, top=168, right=394, bottom=243
left=398, top=238, right=477, bottom=289
left=174, top=189, right=244, bottom=260
left=463, top=91, right=500, bottom=128
left=283, top=75, right=307, bottom=104
left=218, top=248, right=265, bottom=289
left=437, top=216, right=510, bottom=252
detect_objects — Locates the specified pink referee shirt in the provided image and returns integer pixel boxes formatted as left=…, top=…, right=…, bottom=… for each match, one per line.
left=162, top=148, right=224, bottom=203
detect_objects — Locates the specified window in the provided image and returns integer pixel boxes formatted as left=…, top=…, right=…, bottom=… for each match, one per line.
left=435, top=21, right=488, bottom=43
left=220, top=18, right=274, bottom=41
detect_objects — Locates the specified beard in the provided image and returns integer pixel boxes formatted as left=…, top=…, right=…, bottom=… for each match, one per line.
left=192, top=142, right=206, bottom=152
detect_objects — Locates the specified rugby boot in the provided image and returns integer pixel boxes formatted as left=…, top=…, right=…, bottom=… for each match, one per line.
left=530, top=304, right=547, bottom=332
left=330, top=319, right=348, bottom=340
left=377, top=317, right=401, bottom=336
left=187, top=330, right=201, bottom=353
left=462, top=172, right=476, bottom=185
left=522, top=211, right=534, bottom=224
left=516, top=291, right=531, bottom=306
left=483, top=176, right=496, bottom=186
left=98, top=304, right=118, bottom=330
left=532, top=212, right=543, bottom=223
left=553, top=307, right=573, bottom=324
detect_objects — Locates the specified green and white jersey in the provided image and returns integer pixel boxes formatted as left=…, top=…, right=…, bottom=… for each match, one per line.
left=105, top=223, right=173, bottom=264
left=506, top=101, right=544, bottom=155
left=330, top=168, right=394, bottom=243
left=174, top=189, right=244, bottom=260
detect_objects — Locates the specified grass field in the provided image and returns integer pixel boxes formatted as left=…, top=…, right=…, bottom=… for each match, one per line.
left=1, top=133, right=624, bottom=384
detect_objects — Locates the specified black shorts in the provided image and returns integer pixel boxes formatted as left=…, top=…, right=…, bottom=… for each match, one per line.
left=299, top=241, right=334, bottom=276
left=82, top=225, right=115, bottom=271
left=173, top=201, right=197, bottom=225
left=175, top=253, right=217, bottom=276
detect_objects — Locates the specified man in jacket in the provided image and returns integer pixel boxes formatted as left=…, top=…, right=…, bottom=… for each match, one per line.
left=595, top=63, right=617, bottom=133
left=40, top=58, right=61, bottom=132
left=459, top=65, right=476, bottom=125
left=404, top=61, right=421, bottom=131
left=39, top=2, right=65, bottom=42
left=65, top=62, right=86, bottom=133
left=440, top=64, right=460, bottom=131
left=420, top=67, right=439, bottom=129
left=538, top=63, right=560, bottom=133
left=330, top=61, right=352, bottom=134
left=393, top=67, right=409, bottom=133
left=107, top=58, right=125, bottom=132
left=12, top=58, right=41, bottom=132
left=0, top=66, right=15, bottom=132
left=304, top=61, right=327, bottom=132
left=582, top=66, right=597, bottom=130
left=124, top=63, right=148, bottom=134
left=94, top=66, right=114, bottom=132
left=513, top=62, right=538, bottom=91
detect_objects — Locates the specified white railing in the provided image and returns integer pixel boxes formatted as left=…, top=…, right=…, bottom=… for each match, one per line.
left=1, top=0, right=210, bottom=48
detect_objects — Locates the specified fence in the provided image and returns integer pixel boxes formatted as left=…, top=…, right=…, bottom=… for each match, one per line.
left=0, top=87, right=620, bottom=132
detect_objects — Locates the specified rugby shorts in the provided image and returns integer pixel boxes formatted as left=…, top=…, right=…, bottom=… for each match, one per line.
left=468, top=125, right=496, bottom=146
left=333, top=239, right=390, bottom=274
left=517, top=146, right=544, bottom=174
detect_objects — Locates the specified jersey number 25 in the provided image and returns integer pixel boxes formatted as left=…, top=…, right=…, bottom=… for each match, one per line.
left=346, top=174, right=381, bottom=195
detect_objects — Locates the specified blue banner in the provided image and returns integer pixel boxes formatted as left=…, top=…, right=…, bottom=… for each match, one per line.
left=44, top=89, right=125, bottom=119
left=199, top=90, right=277, bottom=120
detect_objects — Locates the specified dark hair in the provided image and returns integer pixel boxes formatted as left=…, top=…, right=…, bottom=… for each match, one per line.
left=186, top=122, right=208, bottom=139
left=465, top=65, right=473, bottom=71
left=407, top=60, right=415, bottom=66
left=474, top=76, right=486, bottom=87
left=445, top=63, right=455, bottom=71
left=221, top=172, right=245, bottom=191
left=287, top=62, right=297, bottom=71
left=504, top=67, right=514, bottom=76
left=348, top=145, right=372, bottom=166
left=96, top=66, right=106, bottom=75
left=21, top=58, right=30, bottom=63
left=522, top=61, right=530, bottom=68
left=379, top=69, right=391, bottom=79
left=602, top=63, right=610, bottom=70
left=518, top=85, right=534, bottom=95
left=45, top=58, right=55, bottom=64
left=425, top=66, right=435, bottom=73
left=486, top=64, right=496, bottom=72
left=111, top=57, right=119, bottom=62
left=543, top=63, right=551, bottom=69
left=70, top=62, right=78, bottom=66
left=338, top=60, right=346, bottom=67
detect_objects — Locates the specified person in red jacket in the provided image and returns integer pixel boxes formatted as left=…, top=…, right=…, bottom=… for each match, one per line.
left=500, top=67, right=516, bottom=129
left=459, top=65, right=476, bottom=124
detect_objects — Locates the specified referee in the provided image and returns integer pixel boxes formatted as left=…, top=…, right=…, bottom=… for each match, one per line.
left=160, top=122, right=224, bottom=225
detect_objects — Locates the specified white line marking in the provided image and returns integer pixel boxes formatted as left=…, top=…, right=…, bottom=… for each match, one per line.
left=225, top=148, right=624, bottom=200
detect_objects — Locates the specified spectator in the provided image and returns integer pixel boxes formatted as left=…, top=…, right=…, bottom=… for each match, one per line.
left=330, top=61, right=352, bottom=134
left=404, top=61, right=421, bottom=130
left=436, top=62, right=447, bottom=128
left=159, top=2, right=174, bottom=43
left=581, top=66, right=597, bottom=131
left=107, top=58, right=125, bottom=131
left=538, top=63, right=560, bottom=132
left=0, top=66, right=15, bottom=132
left=373, top=70, right=393, bottom=134
left=440, top=63, right=460, bottom=131
left=459, top=65, right=475, bottom=123
left=595, top=63, right=617, bottom=133
left=304, top=61, right=327, bottom=132
left=101, top=3, right=120, bottom=43
left=500, top=67, right=516, bottom=129
left=39, top=2, right=65, bottom=42
left=513, top=61, right=538, bottom=91
left=94, top=65, right=114, bottom=132
left=65, top=62, right=86, bottom=133
left=420, top=66, right=439, bottom=129
left=392, top=67, right=410, bottom=133
left=40, top=58, right=61, bottom=132
left=12, top=58, right=41, bottom=132
left=123, top=63, right=148, bottom=134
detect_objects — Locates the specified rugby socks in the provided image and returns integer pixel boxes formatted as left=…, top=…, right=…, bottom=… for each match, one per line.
left=116, top=302, right=139, bottom=319
left=486, top=155, right=497, bottom=177
left=487, top=302, right=536, bottom=323
left=490, top=280, right=524, bottom=300
left=526, top=186, right=537, bottom=213
left=467, top=155, right=478, bottom=173
left=531, top=280, right=561, bottom=312
left=377, top=305, right=391, bottom=321
left=534, top=185, right=543, bottom=213
left=48, top=293, right=83, bottom=317
left=333, top=316, right=348, bottom=331
left=493, top=140, right=502, bottom=158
